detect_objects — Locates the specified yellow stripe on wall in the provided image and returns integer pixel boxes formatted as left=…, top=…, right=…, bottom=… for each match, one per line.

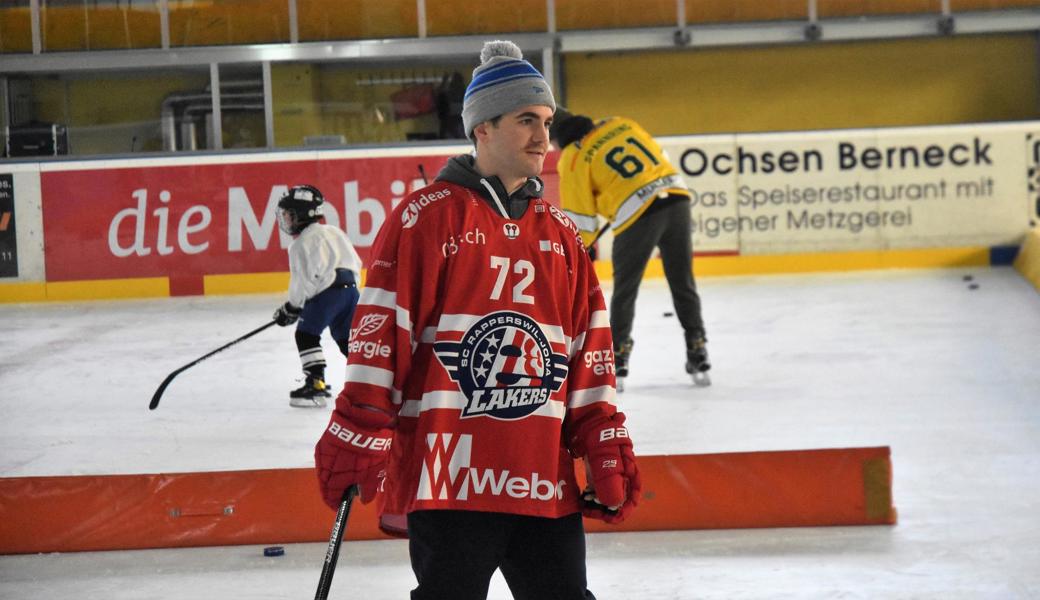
left=46, top=277, right=170, bottom=301
left=0, top=278, right=170, bottom=303
left=593, top=247, right=991, bottom=282
left=204, top=272, right=290, bottom=296
left=0, top=251, right=995, bottom=303
left=693, top=247, right=991, bottom=277
left=204, top=270, right=369, bottom=295
left=0, top=282, right=49, bottom=303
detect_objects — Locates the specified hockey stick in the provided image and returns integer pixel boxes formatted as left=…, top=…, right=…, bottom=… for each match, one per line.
left=148, top=320, right=278, bottom=410
left=315, top=485, right=359, bottom=600
left=587, top=222, right=610, bottom=249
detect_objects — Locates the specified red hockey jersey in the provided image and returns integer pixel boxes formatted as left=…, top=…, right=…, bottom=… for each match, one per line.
left=338, top=179, right=620, bottom=519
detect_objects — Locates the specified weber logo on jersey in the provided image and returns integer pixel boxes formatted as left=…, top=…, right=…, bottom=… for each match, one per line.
left=417, top=433, right=566, bottom=502
left=434, top=311, right=568, bottom=420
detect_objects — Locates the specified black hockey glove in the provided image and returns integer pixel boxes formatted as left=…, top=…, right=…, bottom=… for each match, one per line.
left=273, top=302, right=302, bottom=326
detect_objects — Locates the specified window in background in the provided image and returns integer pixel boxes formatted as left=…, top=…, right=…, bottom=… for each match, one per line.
left=0, top=0, right=33, bottom=54
left=425, top=0, right=547, bottom=36
left=817, top=0, right=939, bottom=18
left=169, top=0, right=289, bottom=47
left=6, top=67, right=212, bottom=157
left=217, top=63, right=267, bottom=150
left=298, top=0, right=418, bottom=41
left=270, top=60, right=472, bottom=148
left=41, top=0, right=162, bottom=52
left=951, top=0, right=1040, bottom=9
left=556, top=0, right=676, bottom=30
left=684, top=0, right=807, bottom=25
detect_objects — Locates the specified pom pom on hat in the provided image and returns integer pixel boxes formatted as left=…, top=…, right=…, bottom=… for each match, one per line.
left=462, top=40, right=556, bottom=139
left=480, top=40, right=524, bottom=63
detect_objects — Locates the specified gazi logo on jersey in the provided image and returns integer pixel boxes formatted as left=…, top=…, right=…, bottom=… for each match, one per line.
left=417, top=433, right=566, bottom=502
left=583, top=348, right=615, bottom=376
left=433, top=312, right=567, bottom=420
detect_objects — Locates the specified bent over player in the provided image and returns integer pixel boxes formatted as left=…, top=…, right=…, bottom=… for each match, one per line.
left=273, top=185, right=362, bottom=407
left=551, top=111, right=710, bottom=389
left=314, top=41, right=641, bottom=599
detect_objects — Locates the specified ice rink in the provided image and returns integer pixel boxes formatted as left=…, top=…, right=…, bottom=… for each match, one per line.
left=2, top=266, right=1039, bottom=599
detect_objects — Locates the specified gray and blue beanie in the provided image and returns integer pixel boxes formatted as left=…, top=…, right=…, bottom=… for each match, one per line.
left=462, top=40, right=556, bottom=139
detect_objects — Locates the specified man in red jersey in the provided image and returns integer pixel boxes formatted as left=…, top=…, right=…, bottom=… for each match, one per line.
left=314, top=40, right=641, bottom=600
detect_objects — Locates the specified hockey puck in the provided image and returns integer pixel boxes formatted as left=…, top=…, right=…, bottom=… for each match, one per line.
left=663, top=311, right=674, bottom=317
left=263, top=546, right=285, bottom=557
left=968, top=283, right=979, bottom=290
left=963, top=274, right=974, bottom=282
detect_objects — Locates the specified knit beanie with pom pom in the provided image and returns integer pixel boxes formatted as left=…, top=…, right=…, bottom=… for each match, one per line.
left=462, top=40, right=556, bottom=139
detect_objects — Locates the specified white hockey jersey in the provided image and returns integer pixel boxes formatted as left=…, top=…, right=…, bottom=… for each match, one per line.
left=286, top=223, right=362, bottom=308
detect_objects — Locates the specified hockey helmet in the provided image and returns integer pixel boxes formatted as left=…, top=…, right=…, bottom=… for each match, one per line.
left=277, top=185, right=325, bottom=234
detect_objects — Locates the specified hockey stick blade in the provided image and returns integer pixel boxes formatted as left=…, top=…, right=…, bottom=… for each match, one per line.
left=148, top=320, right=278, bottom=410
left=315, top=485, right=359, bottom=600
left=587, top=222, right=610, bottom=249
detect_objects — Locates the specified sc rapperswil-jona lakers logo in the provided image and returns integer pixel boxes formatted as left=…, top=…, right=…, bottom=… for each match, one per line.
left=434, top=311, right=568, bottom=420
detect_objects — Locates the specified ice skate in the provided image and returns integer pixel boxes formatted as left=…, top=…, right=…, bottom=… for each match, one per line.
left=614, top=338, right=633, bottom=393
left=289, top=375, right=332, bottom=408
left=685, top=338, right=711, bottom=387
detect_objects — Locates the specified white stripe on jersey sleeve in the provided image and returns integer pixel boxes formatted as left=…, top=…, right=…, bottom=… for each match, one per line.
left=568, top=331, right=586, bottom=361
left=570, top=309, right=610, bottom=358
left=530, top=399, right=567, bottom=421
left=400, top=390, right=467, bottom=417
left=562, top=209, right=600, bottom=235
left=359, top=286, right=395, bottom=308
left=567, top=385, right=617, bottom=410
left=358, top=286, right=414, bottom=345
left=345, top=364, right=395, bottom=389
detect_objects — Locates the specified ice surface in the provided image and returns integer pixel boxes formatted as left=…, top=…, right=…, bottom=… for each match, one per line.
left=2, top=267, right=1038, bottom=598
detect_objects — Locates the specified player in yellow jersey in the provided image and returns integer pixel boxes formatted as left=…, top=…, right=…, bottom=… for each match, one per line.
left=550, top=111, right=710, bottom=388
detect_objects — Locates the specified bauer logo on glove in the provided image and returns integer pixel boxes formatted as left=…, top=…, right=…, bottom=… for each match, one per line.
left=570, top=413, right=642, bottom=524
left=327, top=421, right=392, bottom=451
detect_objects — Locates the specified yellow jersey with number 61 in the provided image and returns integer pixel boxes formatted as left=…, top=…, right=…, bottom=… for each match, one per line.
left=556, top=116, right=691, bottom=246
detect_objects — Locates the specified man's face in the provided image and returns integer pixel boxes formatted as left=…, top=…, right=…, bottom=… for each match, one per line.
left=475, top=105, right=554, bottom=183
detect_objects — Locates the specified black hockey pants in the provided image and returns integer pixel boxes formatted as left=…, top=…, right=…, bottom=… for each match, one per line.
left=408, top=510, right=596, bottom=600
left=610, top=194, right=706, bottom=349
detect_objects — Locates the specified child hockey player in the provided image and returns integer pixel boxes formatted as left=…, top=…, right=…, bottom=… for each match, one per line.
left=273, top=184, right=362, bottom=408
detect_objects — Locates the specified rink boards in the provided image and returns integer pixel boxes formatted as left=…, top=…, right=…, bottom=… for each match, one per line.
left=0, top=447, right=895, bottom=555
left=2, top=119, right=1039, bottom=302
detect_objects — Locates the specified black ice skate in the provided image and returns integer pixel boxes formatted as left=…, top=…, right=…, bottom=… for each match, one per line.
left=685, top=338, right=711, bottom=387
left=289, top=375, right=332, bottom=408
left=614, top=338, right=633, bottom=393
